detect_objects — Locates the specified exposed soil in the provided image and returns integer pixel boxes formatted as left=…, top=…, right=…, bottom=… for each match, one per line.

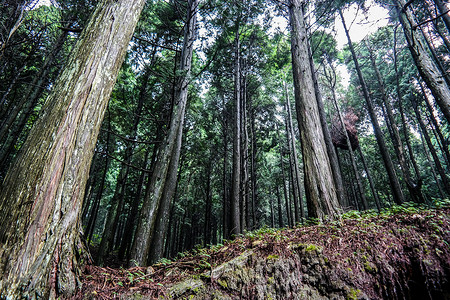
left=73, top=203, right=450, bottom=299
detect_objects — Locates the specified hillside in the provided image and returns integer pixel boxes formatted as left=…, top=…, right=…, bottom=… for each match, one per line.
left=75, top=202, right=450, bottom=299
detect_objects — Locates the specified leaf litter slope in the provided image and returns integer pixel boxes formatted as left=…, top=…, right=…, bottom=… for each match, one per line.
left=74, top=202, right=450, bottom=299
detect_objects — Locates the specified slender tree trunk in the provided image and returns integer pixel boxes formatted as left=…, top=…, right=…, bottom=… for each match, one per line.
left=357, top=147, right=382, bottom=211
left=289, top=0, right=341, bottom=219
left=395, top=0, right=450, bottom=123
left=419, top=125, right=445, bottom=198
left=130, top=0, right=198, bottom=266
left=366, top=41, right=424, bottom=203
left=340, top=9, right=404, bottom=205
left=203, top=163, right=213, bottom=246
left=241, top=73, right=249, bottom=230
left=0, top=1, right=28, bottom=59
left=249, top=96, right=257, bottom=229
left=0, top=0, right=145, bottom=297
left=329, top=82, right=368, bottom=210
left=276, top=185, right=283, bottom=227
left=434, top=0, right=450, bottom=34
left=418, top=79, right=450, bottom=167
left=230, top=26, right=242, bottom=235
left=284, top=83, right=304, bottom=222
left=222, top=106, right=230, bottom=239
left=97, top=69, right=149, bottom=265
left=118, top=150, right=149, bottom=260
left=393, top=27, right=423, bottom=182
left=277, top=129, right=291, bottom=227
left=412, top=97, right=450, bottom=195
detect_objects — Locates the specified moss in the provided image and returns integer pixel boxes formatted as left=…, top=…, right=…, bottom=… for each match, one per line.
left=217, top=279, right=228, bottom=289
left=267, top=276, right=275, bottom=285
left=305, top=244, right=321, bottom=252
left=347, top=288, right=362, bottom=300
left=267, top=254, right=279, bottom=260
left=363, top=261, right=377, bottom=273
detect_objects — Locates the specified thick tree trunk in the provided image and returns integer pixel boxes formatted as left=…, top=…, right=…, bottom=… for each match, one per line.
left=395, top=0, right=450, bottom=123
left=340, top=9, right=404, bottom=205
left=130, top=0, right=198, bottom=266
left=0, top=0, right=145, bottom=297
left=288, top=0, right=340, bottom=219
left=307, top=41, right=347, bottom=210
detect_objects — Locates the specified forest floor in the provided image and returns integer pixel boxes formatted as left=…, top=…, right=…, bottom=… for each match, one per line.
left=73, top=201, right=450, bottom=299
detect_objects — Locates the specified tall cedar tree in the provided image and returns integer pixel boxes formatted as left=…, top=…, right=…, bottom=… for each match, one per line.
left=0, top=0, right=145, bottom=297
left=288, top=0, right=341, bottom=219
left=130, top=0, right=198, bottom=267
left=395, top=0, right=450, bottom=123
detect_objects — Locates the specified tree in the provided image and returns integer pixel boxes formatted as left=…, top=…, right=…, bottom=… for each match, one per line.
left=288, top=0, right=341, bottom=219
left=395, top=0, right=450, bottom=123
left=0, top=0, right=145, bottom=297
left=339, top=8, right=405, bottom=205
left=130, top=0, right=199, bottom=266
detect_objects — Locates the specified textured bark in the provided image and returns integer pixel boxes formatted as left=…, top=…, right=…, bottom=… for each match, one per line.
left=307, top=42, right=347, bottom=210
left=231, top=27, right=242, bottom=235
left=131, top=0, right=198, bottom=266
left=288, top=0, right=340, bottom=219
left=0, top=0, right=145, bottom=297
left=395, top=0, right=450, bottom=123
left=340, top=9, right=404, bottom=205
left=434, top=0, right=450, bottom=34
left=284, top=83, right=304, bottom=223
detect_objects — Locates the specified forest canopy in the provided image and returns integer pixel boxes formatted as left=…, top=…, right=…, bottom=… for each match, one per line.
left=0, top=0, right=449, bottom=298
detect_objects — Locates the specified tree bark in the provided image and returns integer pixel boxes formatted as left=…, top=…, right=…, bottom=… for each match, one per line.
left=395, top=0, right=450, bottom=123
left=434, top=0, right=450, bottom=35
left=307, top=39, right=347, bottom=210
left=0, top=0, right=145, bottom=297
left=130, top=0, right=198, bottom=266
left=284, top=83, right=304, bottom=222
left=288, top=0, right=341, bottom=219
left=230, top=26, right=242, bottom=235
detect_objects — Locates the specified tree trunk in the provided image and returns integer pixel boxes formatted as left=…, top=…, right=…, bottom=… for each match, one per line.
left=307, top=39, right=347, bottom=209
left=412, top=97, right=450, bottom=195
left=288, top=0, right=341, bottom=219
left=357, top=146, right=382, bottom=211
left=284, top=83, right=304, bottom=222
left=130, top=0, right=198, bottom=266
left=366, top=41, right=424, bottom=203
left=340, top=9, right=404, bottom=205
left=393, top=27, right=422, bottom=182
left=97, top=68, right=149, bottom=265
left=0, top=0, right=145, bottom=297
left=434, top=0, right=450, bottom=34
left=230, top=26, right=242, bottom=235
left=395, top=0, right=450, bottom=123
